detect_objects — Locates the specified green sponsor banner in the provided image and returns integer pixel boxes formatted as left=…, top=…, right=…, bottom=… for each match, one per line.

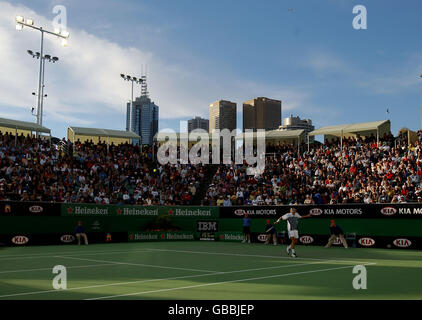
left=62, top=203, right=112, bottom=216
left=61, top=204, right=158, bottom=217
left=128, top=231, right=196, bottom=242
left=216, top=231, right=244, bottom=241
left=158, top=206, right=219, bottom=218
left=115, top=206, right=158, bottom=217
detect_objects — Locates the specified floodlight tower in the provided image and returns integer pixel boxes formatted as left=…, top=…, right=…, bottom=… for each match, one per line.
left=15, top=15, right=69, bottom=132
left=27, top=50, right=59, bottom=126
left=120, top=74, right=143, bottom=132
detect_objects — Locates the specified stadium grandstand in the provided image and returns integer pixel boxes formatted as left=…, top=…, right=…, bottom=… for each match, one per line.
left=67, top=126, right=141, bottom=146
left=1, top=117, right=422, bottom=206
left=0, top=117, right=51, bottom=142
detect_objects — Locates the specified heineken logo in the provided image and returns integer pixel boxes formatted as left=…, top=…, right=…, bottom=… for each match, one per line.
left=169, top=208, right=213, bottom=217
left=129, top=232, right=195, bottom=241
left=65, top=206, right=109, bottom=215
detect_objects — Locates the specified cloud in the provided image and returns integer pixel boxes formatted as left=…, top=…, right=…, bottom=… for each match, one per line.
left=0, top=1, right=317, bottom=136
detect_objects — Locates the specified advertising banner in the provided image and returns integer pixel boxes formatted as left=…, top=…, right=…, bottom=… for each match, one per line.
left=219, top=204, right=422, bottom=219
left=128, top=231, right=196, bottom=242
left=158, top=206, right=219, bottom=218
left=61, top=203, right=158, bottom=217
left=0, top=201, right=61, bottom=216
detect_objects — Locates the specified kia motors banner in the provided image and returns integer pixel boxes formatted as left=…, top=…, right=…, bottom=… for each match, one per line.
left=248, top=232, right=419, bottom=249
left=219, top=204, right=422, bottom=219
left=0, top=232, right=128, bottom=246
left=0, top=201, right=61, bottom=216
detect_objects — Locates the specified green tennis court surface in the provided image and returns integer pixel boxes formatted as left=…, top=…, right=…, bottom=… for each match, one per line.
left=0, top=242, right=421, bottom=300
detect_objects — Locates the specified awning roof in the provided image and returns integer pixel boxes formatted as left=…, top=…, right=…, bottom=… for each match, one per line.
left=154, top=129, right=305, bottom=142
left=68, top=127, right=140, bottom=139
left=309, top=120, right=390, bottom=136
left=0, top=117, right=50, bottom=134
left=236, top=129, right=305, bottom=140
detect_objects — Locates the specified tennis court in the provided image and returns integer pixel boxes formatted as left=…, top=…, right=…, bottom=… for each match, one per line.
left=0, top=242, right=421, bottom=300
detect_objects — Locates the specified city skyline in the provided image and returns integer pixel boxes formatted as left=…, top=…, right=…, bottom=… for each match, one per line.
left=1, top=1, right=422, bottom=139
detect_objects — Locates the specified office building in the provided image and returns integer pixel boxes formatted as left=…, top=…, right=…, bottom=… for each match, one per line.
left=243, top=97, right=281, bottom=131
left=126, top=96, right=159, bottom=145
left=209, top=100, right=237, bottom=132
left=188, top=116, right=209, bottom=133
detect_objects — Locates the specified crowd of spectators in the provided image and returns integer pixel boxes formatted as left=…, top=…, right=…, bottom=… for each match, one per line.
left=204, top=132, right=422, bottom=206
left=0, top=131, right=201, bottom=205
left=3, top=129, right=422, bottom=206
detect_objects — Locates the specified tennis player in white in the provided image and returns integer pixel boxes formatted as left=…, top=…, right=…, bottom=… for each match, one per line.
left=274, top=207, right=311, bottom=257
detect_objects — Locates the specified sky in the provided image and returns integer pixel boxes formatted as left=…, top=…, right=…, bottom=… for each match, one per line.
left=1, top=0, right=422, bottom=139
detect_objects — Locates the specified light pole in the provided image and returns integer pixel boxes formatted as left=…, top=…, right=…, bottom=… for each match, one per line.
left=420, top=74, right=422, bottom=129
left=27, top=51, right=59, bottom=126
left=15, top=15, right=69, bottom=133
left=120, top=74, right=143, bottom=133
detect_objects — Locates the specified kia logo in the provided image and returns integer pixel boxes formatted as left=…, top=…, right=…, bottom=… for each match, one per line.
left=333, top=238, right=342, bottom=245
left=11, top=236, right=29, bottom=245
left=60, top=235, right=75, bottom=243
left=358, top=237, right=375, bottom=247
left=309, top=208, right=323, bottom=216
left=393, top=238, right=412, bottom=248
left=381, top=207, right=397, bottom=216
left=234, top=209, right=246, bottom=216
left=300, top=236, right=314, bottom=244
left=29, top=205, right=43, bottom=213
left=257, top=234, right=267, bottom=242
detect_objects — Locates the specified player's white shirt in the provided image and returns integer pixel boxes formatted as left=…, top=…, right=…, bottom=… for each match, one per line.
left=281, top=212, right=302, bottom=231
left=279, top=212, right=302, bottom=238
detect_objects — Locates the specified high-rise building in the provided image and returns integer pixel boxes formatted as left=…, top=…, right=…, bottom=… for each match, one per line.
left=188, top=116, right=209, bottom=133
left=280, top=114, right=314, bottom=133
left=243, top=97, right=281, bottom=131
left=209, top=100, right=237, bottom=132
left=126, top=96, right=159, bottom=145
left=280, top=114, right=315, bottom=142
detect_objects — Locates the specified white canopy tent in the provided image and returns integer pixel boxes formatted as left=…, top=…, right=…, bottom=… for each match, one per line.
left=309, top=120, right=391, bottom=149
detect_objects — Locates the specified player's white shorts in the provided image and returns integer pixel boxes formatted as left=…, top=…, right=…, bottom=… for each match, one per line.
left=288, top=230, right=299, bottom=239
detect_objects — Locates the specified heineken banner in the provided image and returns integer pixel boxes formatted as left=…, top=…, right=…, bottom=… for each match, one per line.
left=2, top=201, right=422, bottom=220
left=128, top=231, right=196, bottom=242
left=61, top=203, right=158, bottom=217
left=219, top=204, right=422, bottom=219
left=216, top=232, right=244, bottom=242
left=0, top=201, right=61, bottom=216
left=157, top=206, right=219, bottom=218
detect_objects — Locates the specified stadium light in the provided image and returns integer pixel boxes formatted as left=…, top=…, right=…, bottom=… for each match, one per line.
left=15, top=14, right=69, bottom=134
left=121, top=73, right=144, bottom=133
left=27, top=49, right=59, bottom=125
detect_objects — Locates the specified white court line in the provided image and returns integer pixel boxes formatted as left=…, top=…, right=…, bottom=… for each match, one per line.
left=0, top=263, right=119, bottom=274
left=145, top=248, right=375, bottom=265
left=88, top=262, right=377, bottom=300
left=55, top=255, right=218, bottom=273
left=0, top=249, right=151, bottom=261
left=0, top=259, right=325, bottom=298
